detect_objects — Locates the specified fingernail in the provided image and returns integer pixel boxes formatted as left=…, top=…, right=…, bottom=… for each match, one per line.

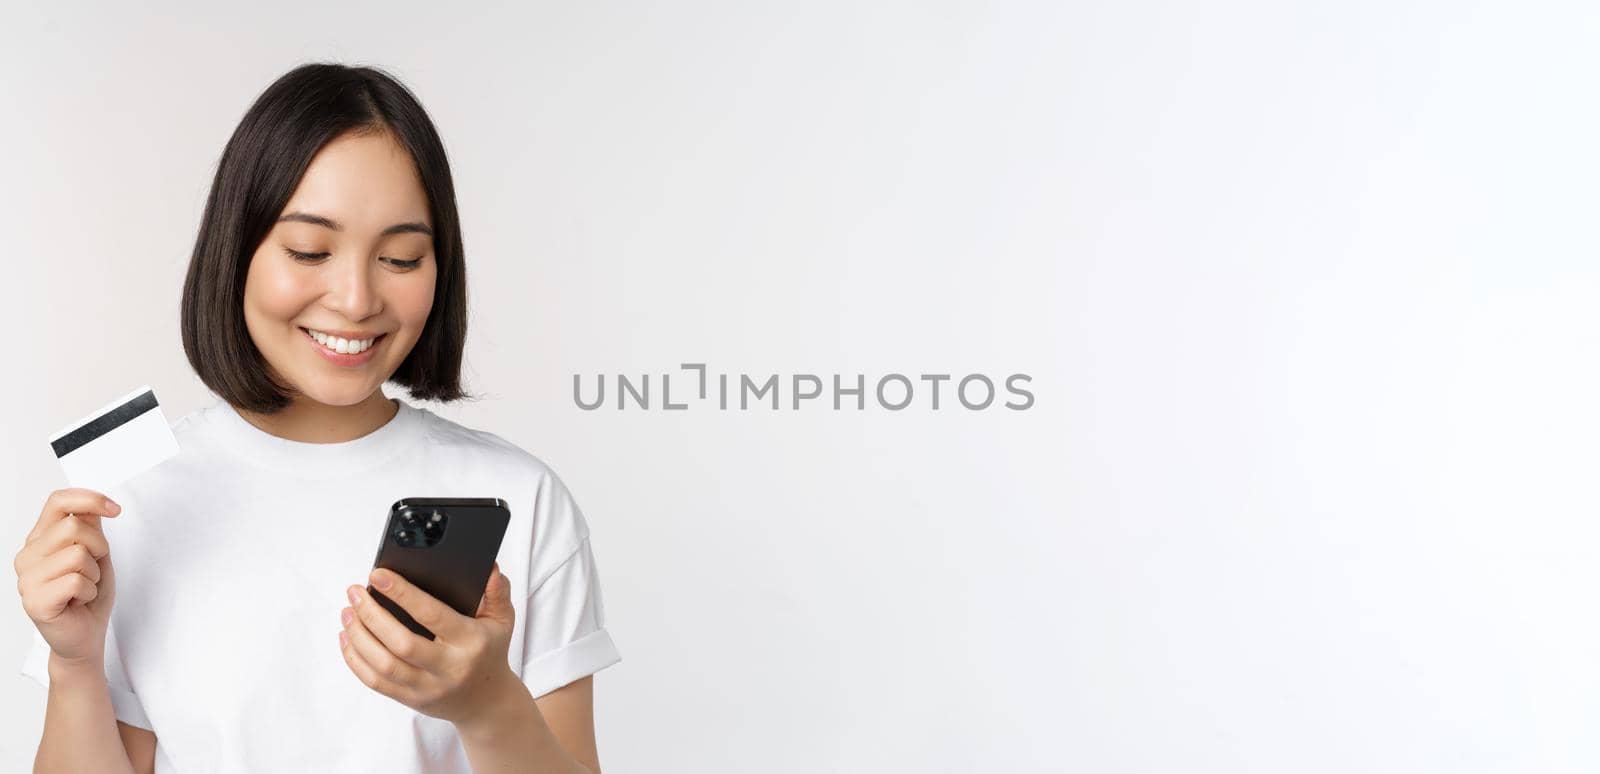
left=347, top=587, right=361, bottom=606
left=339, top=631, right=348, bottom=648
left=371, top=571, right=392, bottom=590
left=341, top=608, right=353, bottom=626
left=104, top=500, right=120, bottom=514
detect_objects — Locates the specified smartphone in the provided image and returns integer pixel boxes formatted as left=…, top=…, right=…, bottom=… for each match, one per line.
left=368, top=497, right=511, bottom=640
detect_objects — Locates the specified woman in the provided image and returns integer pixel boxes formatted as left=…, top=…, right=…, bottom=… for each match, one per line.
left=12, top=63, right=620, bottom=773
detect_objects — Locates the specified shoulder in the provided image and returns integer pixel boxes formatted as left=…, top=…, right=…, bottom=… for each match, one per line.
left=412, top=405, right=566, bottom=483
left=168, top=401, right=215, bottom=445
left=162, top=399, right=239, bottom=459
left=411, top=406, right=587, bottom=531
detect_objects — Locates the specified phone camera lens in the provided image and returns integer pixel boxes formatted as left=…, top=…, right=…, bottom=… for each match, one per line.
left=395, top=530, right=415, bottom=547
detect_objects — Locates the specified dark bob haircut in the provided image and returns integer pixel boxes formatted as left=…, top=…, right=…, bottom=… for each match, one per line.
left=181, top=62, right=471, bottom=413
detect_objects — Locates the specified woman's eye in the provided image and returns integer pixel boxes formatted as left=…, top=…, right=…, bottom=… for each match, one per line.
left=283, top=248, right=421, bottom=270
left=284, top=248, right=329, bottom=263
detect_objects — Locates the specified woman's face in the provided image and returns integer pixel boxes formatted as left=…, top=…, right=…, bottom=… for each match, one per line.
left=243, top=129, right=437, bottom=408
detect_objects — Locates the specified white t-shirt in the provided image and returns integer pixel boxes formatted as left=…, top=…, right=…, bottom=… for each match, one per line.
left=20, top=395, right=621, bottom=773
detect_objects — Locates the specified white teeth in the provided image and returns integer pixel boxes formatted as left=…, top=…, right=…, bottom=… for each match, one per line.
left=305, top=328, right=376, bottom=355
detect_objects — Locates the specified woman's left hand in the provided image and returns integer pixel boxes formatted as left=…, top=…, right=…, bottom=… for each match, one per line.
left=339, top=562, right=519, bottom=726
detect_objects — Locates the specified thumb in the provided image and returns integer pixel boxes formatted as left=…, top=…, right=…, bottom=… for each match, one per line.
left=475, top=562, right=514, bottom=621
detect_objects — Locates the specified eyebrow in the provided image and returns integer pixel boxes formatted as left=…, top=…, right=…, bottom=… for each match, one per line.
left=277, top=211, right=433, bottom=237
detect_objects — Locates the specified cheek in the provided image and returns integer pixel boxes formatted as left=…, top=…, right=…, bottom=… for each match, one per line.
left=244, top=255, right=318, bottom=325
left=395, top=270, right=437, bottom=329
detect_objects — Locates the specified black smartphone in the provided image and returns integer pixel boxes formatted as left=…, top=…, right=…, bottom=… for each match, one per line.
left=368, top=497, right=512, bottom=640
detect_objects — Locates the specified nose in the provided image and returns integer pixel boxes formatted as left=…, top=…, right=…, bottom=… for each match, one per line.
left=321, top=253, right=384, bottom=321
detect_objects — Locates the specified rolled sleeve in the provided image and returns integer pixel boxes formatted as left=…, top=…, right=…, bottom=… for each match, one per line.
left=519, top=536, right=621, bottom=698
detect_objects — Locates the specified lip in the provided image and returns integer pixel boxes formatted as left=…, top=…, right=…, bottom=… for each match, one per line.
left=300, top=326, right=386, bottom=367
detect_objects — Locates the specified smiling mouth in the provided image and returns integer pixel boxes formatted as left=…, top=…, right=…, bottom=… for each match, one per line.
left=299, top=327, right=387, bottom=356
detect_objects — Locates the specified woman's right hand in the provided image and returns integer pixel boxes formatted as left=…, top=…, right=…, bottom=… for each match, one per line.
left=12, top=488, right=121, bottom=669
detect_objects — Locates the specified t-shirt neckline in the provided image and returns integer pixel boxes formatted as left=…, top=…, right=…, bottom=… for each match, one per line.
left=209, top=395, right=427, bottom=478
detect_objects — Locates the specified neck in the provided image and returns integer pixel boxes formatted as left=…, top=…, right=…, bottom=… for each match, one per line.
left=236, top=389, right=399, bottom=443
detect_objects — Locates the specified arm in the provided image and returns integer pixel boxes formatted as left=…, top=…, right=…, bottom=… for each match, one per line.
left=33, top=654, right=139, bottom=774
left=456, top=675, right=602, bottom=774
left=119, top=722, right=157, bottom=774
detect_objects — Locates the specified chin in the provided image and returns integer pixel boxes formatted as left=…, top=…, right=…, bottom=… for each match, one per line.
left=292, top=380, right=383, bottom=407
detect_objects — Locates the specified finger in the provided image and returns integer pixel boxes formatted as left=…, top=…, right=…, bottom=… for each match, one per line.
left=342, top=604, right=424, bottom=690
left=339, top=627, right=400, bottom=698
left=347, top=585, right=443, bottom=672
left=50, top=515, right=112, bottom=559
left=367, top=568, right=468, bottom=642
left=24, top=513, right=112, bottom=566
left=20, top=543, right=102, bottom=590
left=24, top=573, right=98, bottom=622
left=29, top=489, right=120, bottom=543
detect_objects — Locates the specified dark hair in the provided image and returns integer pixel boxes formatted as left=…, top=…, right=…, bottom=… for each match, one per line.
left=181, top=62, right=472, bottom=413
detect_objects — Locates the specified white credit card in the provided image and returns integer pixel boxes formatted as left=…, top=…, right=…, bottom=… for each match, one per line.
left=48, top=385, right=180, bottom=491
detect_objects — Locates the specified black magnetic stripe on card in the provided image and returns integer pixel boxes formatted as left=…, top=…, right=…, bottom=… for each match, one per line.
left=50, top=390, right=159, bottom=458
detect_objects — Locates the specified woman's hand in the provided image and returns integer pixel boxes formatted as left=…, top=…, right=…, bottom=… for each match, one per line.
left=13, top=488, right=122, bottom=668
left=339, top=562, right=520, bottom=726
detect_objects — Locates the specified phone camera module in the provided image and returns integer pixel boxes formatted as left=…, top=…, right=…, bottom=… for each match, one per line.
left=393, top=508, right=446, bottom=548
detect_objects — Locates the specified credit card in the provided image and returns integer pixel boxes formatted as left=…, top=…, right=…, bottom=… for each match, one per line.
left=48, top=385, right=180, bottom=491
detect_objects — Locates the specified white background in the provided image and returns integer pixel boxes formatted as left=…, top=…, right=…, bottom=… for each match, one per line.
left=3, top=1, right=1597, bottom=771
